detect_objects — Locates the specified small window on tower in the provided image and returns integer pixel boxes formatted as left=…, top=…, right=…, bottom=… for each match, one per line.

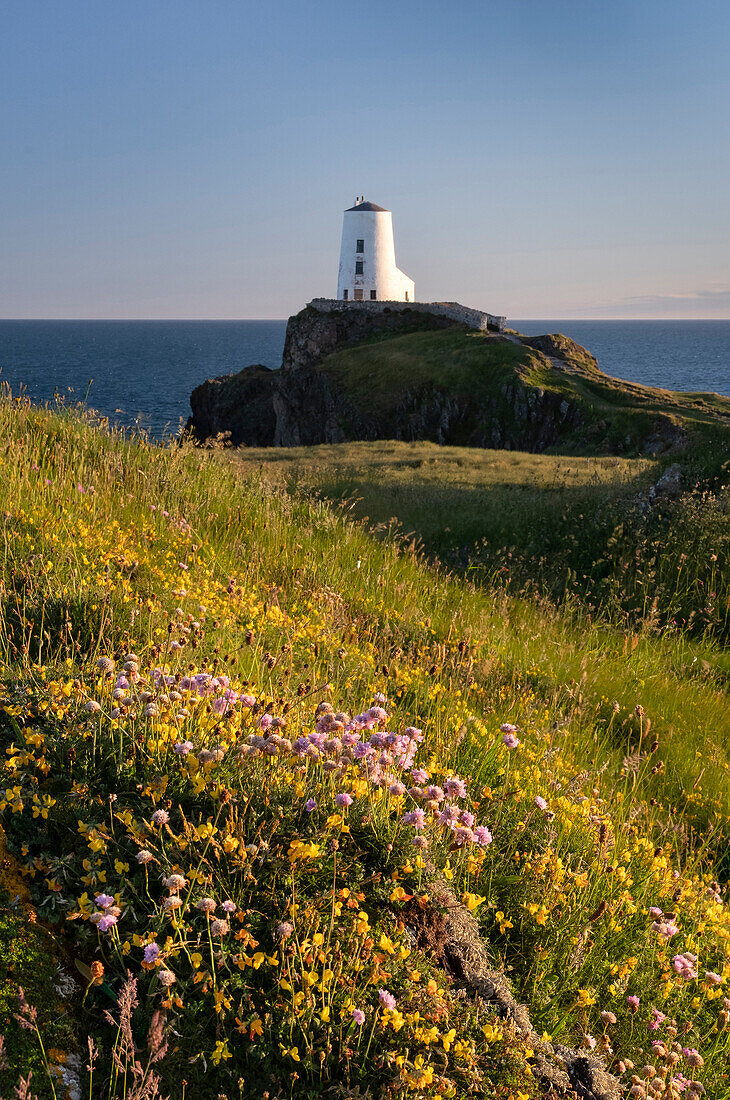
left=343, top=289, right=348, bottom=300
left=354, top=289, right=363, bottom=301
left=355, top=261, right=363, bottom=275
left=356, top=239, right=364, bottom=253
left=370, top=290, right=377, bottom=300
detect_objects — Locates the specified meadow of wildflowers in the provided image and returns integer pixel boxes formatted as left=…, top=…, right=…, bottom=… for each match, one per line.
left=0, top=393, right=729, bottom=1098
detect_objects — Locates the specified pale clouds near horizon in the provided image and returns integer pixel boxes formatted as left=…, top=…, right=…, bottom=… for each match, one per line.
left=598, top=285, right=730, bottom=317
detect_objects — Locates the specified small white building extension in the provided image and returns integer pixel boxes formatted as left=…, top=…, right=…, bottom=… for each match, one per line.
left=337, top=198, right=415, bottom=303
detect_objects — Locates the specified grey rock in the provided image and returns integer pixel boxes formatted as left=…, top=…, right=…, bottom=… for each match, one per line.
left=654, top=462, right=683, bottom=496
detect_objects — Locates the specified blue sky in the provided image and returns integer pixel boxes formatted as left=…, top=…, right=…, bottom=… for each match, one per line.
left=1, top=0, right=728, bottom=318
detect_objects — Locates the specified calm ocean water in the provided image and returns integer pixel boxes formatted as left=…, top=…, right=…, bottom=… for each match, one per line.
left=0, top=318, right=728, bottom=440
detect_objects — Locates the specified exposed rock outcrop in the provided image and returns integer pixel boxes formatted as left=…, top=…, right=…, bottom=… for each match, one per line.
left=517, top=333, right=599, bottom=372
left=281, top=303, right=464, bottom=373
left=187, top=365, right=278, bottom=448
left=188, top=305, right=592, bottom=452
left=405, top=884, right=621, bottom=1100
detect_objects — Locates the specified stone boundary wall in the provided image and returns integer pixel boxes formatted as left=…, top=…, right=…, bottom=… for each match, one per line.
left=308, top=297, right=506, bottom=332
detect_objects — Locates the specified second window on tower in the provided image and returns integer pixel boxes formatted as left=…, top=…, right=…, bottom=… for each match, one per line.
left=355, top=261, right=364, bottom=274
left=356, top=239, right=364, bottom=253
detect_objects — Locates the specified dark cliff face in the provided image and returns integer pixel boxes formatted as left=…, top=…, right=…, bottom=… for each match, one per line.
left=188, top=365, right=278, bottom=447
left=280, top=305, right=463, bottom=372
left=186, top=306, right=625, bottom=453
left=189, top=306, right=473, bottom=448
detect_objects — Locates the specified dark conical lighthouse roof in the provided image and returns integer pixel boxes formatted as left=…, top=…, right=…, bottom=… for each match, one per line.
left=345, top=200, right=389, bottom=212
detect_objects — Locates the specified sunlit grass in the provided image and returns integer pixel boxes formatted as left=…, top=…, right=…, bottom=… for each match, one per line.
left=0, top=395, right=728, bottom=1097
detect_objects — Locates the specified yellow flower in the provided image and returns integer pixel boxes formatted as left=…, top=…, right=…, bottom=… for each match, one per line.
left=482, top=1023, right=503, bottom=1042
left=210, top=1040, right=231, bottom=1065
left=390, top=885, right=412, bottom=902
left=462, top=892, right=486, bottom=912
left=577, top=989, right=596, bottom=1007
left=495, top=910, right=514, bottom=933
left=525, top=902, right=549, bottom=926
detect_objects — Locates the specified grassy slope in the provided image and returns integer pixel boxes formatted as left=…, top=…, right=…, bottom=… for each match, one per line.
left=313, top=327, right=730, bottom=451
left=1, top=399, right=729, bottom=1096
left=229, top=441, right=730, bottom=818
left=232, top=440, right=658, bottom=557
left=233, top=437, right=730, bottom=644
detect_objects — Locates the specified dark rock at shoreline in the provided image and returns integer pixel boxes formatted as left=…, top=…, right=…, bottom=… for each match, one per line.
left=187, top=364, right=278, bottom=447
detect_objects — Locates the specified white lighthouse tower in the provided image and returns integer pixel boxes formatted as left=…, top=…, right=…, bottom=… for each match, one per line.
left=337, top=198, right=415, bottom=303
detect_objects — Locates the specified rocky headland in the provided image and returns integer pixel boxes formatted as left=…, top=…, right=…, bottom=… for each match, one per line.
left=188, top=302, right=730, bottom=455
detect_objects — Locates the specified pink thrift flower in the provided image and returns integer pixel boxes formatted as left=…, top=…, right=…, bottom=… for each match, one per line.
left=652, top=920, right=679, bottom=939
left=438, top=804, right=460, bottom=828
left=151, top=809, right=169, bottom=827
left=453, top=826, right=474, bottom=846
left=500, top=723, right=518, bottom=733
left=503, top=733, right=520, bottom=749
left=335, top=792, right=353, bottom=808
left=672, top=953, right=698, bottom=980
left=163, top=874, right=187, bottom=891
left=474, top=826, right=493, bottom=846
left=445, top=777, right=467, bottom=799
left=144, top=943, right=161, bottom=964
left=97, top=914, right=117, bottom=933
left=627, top=994, right=640, bottom=1012
left=305, top=798, right=317, bottom=812
left=378, top=989, right=396, bottom=1011
left=351, top=1008, right=365, bottom=1025
left=95, top=893, right=114, bottom=910
left=534, top=796, right=548, bottom=810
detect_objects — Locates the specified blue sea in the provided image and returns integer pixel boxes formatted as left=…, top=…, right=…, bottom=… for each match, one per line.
left=0, top=318, right=728, bottom=440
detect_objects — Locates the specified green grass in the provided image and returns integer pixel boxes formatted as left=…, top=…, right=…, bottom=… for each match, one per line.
left=0, top=397, right=729, bottom=1096
left=310, top=326, right=730, bottom=453
left=232, top=437, right=730, bottom=642
left=232, top=438, right=657, bottom=552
